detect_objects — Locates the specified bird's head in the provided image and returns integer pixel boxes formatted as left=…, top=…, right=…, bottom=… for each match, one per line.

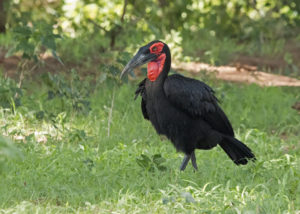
left=120, top=40, right=171, bottom=82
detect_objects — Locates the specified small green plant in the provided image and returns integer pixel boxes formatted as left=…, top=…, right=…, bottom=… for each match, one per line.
left=42, top=70, right=91, bottom=114
left=7, top=20, right=62, bottom=63
left=5, top=20, right=63, bottom=91
left=0, top=135, right=23, bottom=173
left=0, top=73, right=22, bottom=110
left=98, top=51, right=133, bottom=85
left=136, top=153, right=167, bottom=172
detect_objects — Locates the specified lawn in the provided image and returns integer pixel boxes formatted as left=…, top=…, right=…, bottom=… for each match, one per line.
left=0, top=72, right=299, bottom=213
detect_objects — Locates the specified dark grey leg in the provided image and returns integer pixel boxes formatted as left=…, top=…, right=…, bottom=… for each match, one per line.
left=191, top=151, right=198, bottom=171
left=180, top=155, right=190, bottom=171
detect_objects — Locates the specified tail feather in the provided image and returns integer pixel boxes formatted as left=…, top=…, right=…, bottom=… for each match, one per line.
left=219, top=136, right=255, bottom=165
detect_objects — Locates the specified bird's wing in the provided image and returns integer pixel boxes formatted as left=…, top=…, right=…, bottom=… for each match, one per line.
left=164, top=74, right=218, bottom=116
left=164, top=74, right=234, bottom=136
left=135, top=78, right=149, bottom=120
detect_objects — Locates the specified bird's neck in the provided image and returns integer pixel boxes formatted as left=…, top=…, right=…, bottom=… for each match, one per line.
left=147, top=52, right=171, bottom=83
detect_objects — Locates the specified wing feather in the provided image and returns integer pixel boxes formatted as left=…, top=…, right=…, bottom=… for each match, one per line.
left=164, top=74, right=234, bottom=136
left=135, top=78, right=149, bottom=120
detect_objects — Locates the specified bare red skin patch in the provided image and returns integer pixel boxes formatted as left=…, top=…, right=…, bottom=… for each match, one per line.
left=147, top=42, right=166, bottom=81
left=150, top=42, right=164, bottom=54
left=147, top=53, right=166, bottom=82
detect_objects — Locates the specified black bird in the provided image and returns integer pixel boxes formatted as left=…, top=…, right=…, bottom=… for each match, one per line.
left=121, top=41, right=255, bottom=171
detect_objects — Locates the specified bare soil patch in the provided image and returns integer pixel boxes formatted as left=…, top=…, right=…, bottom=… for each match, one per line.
left=173, top=61, right=300, bottom=87
left=1, top=52, right=300, bottom=87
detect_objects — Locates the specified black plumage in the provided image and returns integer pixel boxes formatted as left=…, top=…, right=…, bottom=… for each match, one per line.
left=121, top=40, right=255, bottom=170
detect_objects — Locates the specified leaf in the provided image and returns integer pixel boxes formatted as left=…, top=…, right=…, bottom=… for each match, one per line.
left=141, top=68, right=147, bottom=76
left=0, top=136, right=23, bottom=162
left=284, top=52, right=293, bottom=65
left=136, top=154, right=152, bottom=170
left=35, top=111, right=45, bottom=120
left=129, top=70, right=136, bottom=78
left=5, top=47, right=16, bottom=58
left=53, top=34, right=63, bottom=39
left=157, top=165, right=167, bottom=171
left=16, top=42, right=35, bottom=57
left=12, top=26, right=32, bottom=36
left=22, top=53, right=32, bottom=59
left=162, top=196, right=175, bottom=204
left=107, top=65, right=120, bottom=76
left=181, top=192, right=196, bottom=203
left=83, top=158, right=94, bottom=170
left=117, top=52, right=131, bottom=66
left=162, top=197, right=169, bottom=204
left=98, top=73, right=107, bottom=84
left=33, top=55, right=39, bottom=62
left=41, top=36, right=56, bottom=50
left=152, top=154, right=166, bottom=165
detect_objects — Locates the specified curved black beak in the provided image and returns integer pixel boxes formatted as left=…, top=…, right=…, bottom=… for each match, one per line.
left=120, top=49, right=157, bottom=79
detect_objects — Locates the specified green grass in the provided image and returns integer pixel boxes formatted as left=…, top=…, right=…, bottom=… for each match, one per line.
left=0, top=74, right=299, bottom=213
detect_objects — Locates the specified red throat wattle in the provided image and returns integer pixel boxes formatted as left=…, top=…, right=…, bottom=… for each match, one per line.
left=147, top=54, right=166, bottom=82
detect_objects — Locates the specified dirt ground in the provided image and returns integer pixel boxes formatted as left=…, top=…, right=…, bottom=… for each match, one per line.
left=1, top=51, right=299, bottom=113
left=173, top=61, right=300, bottom=87
left=1, top=51, right=300, bottom=87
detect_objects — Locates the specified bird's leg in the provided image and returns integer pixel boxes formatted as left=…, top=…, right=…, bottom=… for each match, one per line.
left=180, top=155, right=190, bottom=171
left=191, top=151, right=198, bottom=171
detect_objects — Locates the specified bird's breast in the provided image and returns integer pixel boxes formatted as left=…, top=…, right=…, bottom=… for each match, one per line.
left=145, top=81, right=189, bottom=136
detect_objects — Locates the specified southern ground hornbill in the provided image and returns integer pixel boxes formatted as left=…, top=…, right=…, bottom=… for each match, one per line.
left=120, top=40, right=255, bottom=171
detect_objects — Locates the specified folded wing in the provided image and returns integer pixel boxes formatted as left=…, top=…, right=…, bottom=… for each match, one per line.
left=164, top=74, right=234, bottom=137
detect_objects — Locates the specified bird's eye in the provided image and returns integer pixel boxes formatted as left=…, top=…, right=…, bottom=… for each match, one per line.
left=152, top=46, right=157, bottom=52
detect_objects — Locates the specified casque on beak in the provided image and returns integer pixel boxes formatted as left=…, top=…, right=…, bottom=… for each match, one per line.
left=120, top=48, right=157, bottom=79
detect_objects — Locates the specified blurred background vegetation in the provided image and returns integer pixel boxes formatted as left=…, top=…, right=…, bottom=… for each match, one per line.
left=0, top=0, right=299, bottom=75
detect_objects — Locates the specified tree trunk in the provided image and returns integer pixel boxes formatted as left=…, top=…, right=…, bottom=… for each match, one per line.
left=0, top=0, right=7, bottom=33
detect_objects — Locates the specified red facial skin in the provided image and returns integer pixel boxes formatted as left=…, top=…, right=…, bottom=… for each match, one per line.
left=147, top=42, right=166, bottom=82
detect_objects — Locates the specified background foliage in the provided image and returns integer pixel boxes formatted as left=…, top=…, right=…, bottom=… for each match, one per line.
left=2, top=0, right=300, bottom=63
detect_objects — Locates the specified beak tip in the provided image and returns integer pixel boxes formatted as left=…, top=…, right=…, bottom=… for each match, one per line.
left=120, top=68, right=127, bottom=79
left=120, top=51, right=154, bottom=80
